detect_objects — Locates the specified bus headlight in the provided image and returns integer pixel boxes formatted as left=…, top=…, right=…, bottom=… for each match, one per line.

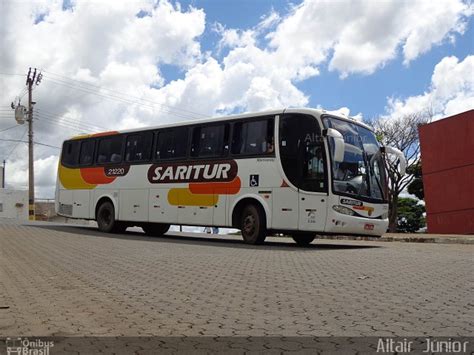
left=332, top=205, right=355, bottom=216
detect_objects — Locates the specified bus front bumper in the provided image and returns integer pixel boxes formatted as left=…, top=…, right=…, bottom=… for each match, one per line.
left=325, top=211, right=388, bottom=237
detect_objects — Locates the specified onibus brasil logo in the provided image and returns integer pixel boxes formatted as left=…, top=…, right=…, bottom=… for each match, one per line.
left=5, top=337, right=54, bottom=355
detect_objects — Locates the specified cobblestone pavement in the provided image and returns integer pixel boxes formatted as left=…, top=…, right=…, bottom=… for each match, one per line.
left=0, top=223, right=472, bottom=352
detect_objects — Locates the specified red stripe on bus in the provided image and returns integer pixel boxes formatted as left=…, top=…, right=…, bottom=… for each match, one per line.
left=188, top=177, right=241, bottom=195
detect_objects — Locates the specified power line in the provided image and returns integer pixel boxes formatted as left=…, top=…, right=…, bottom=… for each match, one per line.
left=43, top=76, right=202, bottom=121
left=35, top=112, right=99, bottom=133
left=3, top=128, right=27, bottom=161
left=41, top=73, right=208, bottom=121
left=35, top=112, right=96, bottom=131
left=0, top=73, right=25, bottom=76
left=0, top=125, right=22, bottom=133
left=34, top=108, right=108, bottom=131
left=35, top=114, right=94, bottom=134
left=0, top=138, right=60, bottom=149
left=42, top=69, right=208, bottom=119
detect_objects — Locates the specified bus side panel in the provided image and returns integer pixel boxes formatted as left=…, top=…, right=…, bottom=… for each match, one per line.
left=178, top=204, right=213, bottom=226
left=213, top=192, right=227, bottom=226
left=271, top=187, right=299, bottom=231
left=226, top=157, right=280, bottom=229
left=73, top=190, right=92, bottom=219
left=119, top=189, right=149, bottom=222
left=149, top=188, right=178, bottom=224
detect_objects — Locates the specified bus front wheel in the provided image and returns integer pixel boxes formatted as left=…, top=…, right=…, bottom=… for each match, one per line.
left=292, top=234, right=315, bottom=247
left=142, top=223, right=170, bottom=237
left=240, top=204, right=267, bottom=245
left=96, top=201, right=125, bottom=233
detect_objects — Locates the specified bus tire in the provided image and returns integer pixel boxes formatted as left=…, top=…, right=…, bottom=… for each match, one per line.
left=96, top=201, right=121, bottom=233
left=292, top=234, right=315, bottom=247
left=240, top=204, right=267, bottom=245
left=142, top=223, right=170, bottom=237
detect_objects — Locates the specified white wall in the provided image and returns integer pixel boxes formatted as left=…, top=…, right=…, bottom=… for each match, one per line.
left=0, top=189, right=28, bottom=220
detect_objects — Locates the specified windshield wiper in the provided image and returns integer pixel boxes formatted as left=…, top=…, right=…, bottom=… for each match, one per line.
left=356, top=136, right=372, bottom=197
left=369, top=150, right=385, bottom=199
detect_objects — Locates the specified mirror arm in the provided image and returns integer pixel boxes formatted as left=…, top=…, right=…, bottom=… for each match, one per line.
left=383, top=146, right=407, bottom=176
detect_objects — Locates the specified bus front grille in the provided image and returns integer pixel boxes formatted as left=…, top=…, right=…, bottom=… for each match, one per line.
left=59, top=203, right=73, bottom=216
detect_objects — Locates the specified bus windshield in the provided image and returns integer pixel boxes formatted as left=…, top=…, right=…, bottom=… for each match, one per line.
left=323, top=116, right=387, bottom=201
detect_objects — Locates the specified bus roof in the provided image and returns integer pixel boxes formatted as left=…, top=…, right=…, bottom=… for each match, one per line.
left=69, top=107, right=374, bottom=140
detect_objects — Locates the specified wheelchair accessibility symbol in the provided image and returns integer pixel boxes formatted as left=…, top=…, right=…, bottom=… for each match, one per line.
left=249, top=174, right=259, bottom=187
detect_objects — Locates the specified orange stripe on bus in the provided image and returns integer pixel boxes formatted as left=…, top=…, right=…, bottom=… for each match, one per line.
left=91, top=131, right=119, bottom=137
left=188, top=177, right=241, bottom=195
left=80, top=167, right=116, bottom=185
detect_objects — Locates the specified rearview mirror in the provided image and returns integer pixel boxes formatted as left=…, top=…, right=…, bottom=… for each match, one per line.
left=324, top=128, right=345, bottom=163
left=384, top=146, right=407, bottom=176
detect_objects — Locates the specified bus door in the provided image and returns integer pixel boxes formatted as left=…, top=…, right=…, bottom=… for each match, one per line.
left=297, top=143, right=328, bottom=232
left=278, top=113, right=328, bottom=232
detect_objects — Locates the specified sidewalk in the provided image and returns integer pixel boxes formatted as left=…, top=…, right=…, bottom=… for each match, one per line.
left=318, top=233, right=474, bottom=244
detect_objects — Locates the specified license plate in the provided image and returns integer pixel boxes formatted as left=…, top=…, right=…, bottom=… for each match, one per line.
left=364, top=223, right=374, bottom=231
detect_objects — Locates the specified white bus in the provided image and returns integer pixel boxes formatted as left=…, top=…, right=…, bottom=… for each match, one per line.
left=55, top=108, right=405, bottom=245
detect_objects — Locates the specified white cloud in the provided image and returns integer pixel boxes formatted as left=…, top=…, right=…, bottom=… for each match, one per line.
left=385, top=55, right=474, bottom=119
left=5, top=155, right=58, bottom=198
left=269, top=0, right=471, bottom=77
left=323, top=107, right=363, bottom=122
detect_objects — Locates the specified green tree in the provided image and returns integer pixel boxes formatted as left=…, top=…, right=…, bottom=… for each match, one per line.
left=397, top=197, right=425, bottom=233
left=407, top=162, right=424, bottom=200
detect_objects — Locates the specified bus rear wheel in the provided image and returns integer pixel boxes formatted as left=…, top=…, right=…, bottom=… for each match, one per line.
left=142, top=223, right=170, bottom=237
left=96, top=201, right=124, bottom=233
left=292, top=234, right=315, bottom=247
left=240, top=204, right=267, bottom=245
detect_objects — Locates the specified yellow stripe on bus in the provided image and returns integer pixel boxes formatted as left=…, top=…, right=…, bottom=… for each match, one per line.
left=58, top=165, right=96, bottom=190
left=168, top=188, right=218, bottom=207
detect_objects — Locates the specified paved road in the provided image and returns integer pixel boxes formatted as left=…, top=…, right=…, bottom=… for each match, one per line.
left=0, top=223, right=472, bottom=351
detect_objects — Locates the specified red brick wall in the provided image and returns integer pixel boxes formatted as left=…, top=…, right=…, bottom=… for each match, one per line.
left=419, top=110, right=474, bottom=234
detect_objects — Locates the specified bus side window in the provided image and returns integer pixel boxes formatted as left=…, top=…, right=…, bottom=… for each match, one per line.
left=232, top=118, right=274, bottom=156
left=61, top=140, right=80, bottom=167
left=155, top=127, right=188, bottom=160
left=191, top=124, right=229, bottom=158
left=79, top=140, right=95, bottom=166
left=97, top=136, right=124, bottom=164
left=125, top=132, right=152, bottom=162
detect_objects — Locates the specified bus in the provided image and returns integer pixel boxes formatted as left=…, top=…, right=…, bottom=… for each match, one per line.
left=55, top=108, right=406, bottom=245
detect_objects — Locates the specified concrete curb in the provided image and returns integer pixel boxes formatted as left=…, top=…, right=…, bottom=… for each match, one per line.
left=317, top=234, right=474, bottom=245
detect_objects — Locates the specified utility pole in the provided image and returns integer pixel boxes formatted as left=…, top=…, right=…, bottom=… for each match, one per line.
left=25, top=68, right=42, bottom=221
left=1, top=160, right=5, bottom=188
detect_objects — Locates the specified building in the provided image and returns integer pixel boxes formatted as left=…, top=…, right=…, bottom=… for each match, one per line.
left=419, top=109, right=474, bottom=234
left=0, top=189, right=29, bottom=220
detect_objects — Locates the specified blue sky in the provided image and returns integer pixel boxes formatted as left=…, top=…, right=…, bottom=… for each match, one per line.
left=170, top=0, right=473, bottom=119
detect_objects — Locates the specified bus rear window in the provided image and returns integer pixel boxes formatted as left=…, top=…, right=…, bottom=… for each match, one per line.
left=61, top=140, right=80, bottom=167
left=79, top=140, right=95, bottom=166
